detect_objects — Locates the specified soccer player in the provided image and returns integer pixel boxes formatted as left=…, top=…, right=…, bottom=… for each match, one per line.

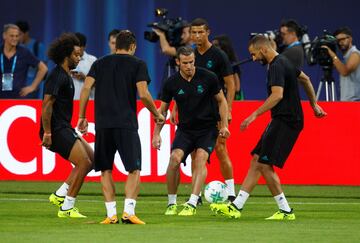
left=77, top=30, right=165, bottom=224
left=41, top=33, right=94, bottom=218
left=169, top=18, right=237, bottom=204
left=211, top=35, right=326, bottom=220
left=152, top=46, right=230, bottom=216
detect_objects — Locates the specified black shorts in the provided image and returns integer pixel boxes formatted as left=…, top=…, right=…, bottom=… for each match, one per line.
left=251, top=119, right=302, bottom=168
left=95, top=128, right=141, bottom=172
left=40, top=127, right=79, bottom=160
left=172, top=128, right=218, bottom=163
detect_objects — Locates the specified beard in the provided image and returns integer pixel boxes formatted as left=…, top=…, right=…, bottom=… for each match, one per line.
left=339, top=44, right=350, bottom=53
left=68, top=61, right=77, bottom=70
left=259, top=58, right=268, bottom=66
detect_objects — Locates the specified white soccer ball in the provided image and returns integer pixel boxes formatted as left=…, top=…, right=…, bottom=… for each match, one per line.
left=204, top=180, right=228, bottom=203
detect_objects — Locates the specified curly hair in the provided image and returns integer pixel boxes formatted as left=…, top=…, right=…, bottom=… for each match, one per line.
left=47, top=33, right=80, bottom=65
left=213, top=35, right=238, bottom=63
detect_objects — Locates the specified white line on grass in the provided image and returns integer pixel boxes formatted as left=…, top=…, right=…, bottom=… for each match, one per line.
left=0, top=197, right=359, bottom=205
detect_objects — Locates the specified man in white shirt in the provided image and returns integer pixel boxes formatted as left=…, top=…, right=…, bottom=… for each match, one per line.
left=72, top=32, right=97, bottom=99
left=322, top=27, right=360, bottom=101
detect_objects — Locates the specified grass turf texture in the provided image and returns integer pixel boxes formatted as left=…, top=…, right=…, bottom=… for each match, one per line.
left=0, top=181, right=359, bottom=242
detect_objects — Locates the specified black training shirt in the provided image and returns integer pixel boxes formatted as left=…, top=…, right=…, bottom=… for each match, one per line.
left=41, top=65, right=74, bottom=132
left=194, top=45, right=233, bottom=91
left=88, top=54, right=150, bottom=130
left=161, top=67, right=221, bottom=131
left=267, top=55, right=303, bottom=129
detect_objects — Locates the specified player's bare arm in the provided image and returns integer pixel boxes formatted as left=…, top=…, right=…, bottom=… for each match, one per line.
left=298, top=71, right=327, bottom=118
left=215, top=90, right=230, bottom=138
left=77, top=76, right=95, bottom=134
left=223, top=74, right=235, bottom=121
left=137, top=81, right=165, bottom=124
left=41, top=94, right=56, bottom=148
left=240, top=86, right=283, bottom=131
left=152, top=102, right=170, bottom=149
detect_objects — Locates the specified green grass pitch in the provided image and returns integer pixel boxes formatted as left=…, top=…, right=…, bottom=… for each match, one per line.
left=0, top=181, right=359, bottom=242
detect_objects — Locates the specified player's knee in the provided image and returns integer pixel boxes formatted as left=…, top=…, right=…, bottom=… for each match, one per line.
left=215, top=142, right=226, bottom=154
left=170, top=153, right=182, bottom=163
left=194, top=163, right=207, bottom=175
left=215, top=149, right=228, bottom=163
left=193, top=154, right=206, bottom=170
left=169, top=154, right=182, bottom=168
left=250, top=157, right=261, bottom=171
left=79, top=157, right=93, bottom=172
left=256, top=162, right=271, bottom=174
left=216, top=136, right=227, bottom=145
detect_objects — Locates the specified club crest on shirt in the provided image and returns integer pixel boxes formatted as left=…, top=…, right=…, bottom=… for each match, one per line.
left=197, top=85, right=204, bottom=94
left=206, top=60, right=213, bottom=69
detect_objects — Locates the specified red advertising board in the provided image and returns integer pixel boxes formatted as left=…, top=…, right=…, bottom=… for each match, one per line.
left=0, top=100, right=359, bottom=185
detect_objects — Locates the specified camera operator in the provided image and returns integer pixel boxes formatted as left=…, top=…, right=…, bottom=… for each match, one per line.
left=279, top=19, right=304, bottom=69
left=322, top=27, right=360, bottom=101
left=152, top=23, right=192, bottom=57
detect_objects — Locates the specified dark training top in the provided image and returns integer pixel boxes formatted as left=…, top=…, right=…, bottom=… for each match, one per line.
left=267, top=55, right=304, bottom=129
left=88, top=54, right=150, bottom=130
left=41, top=66, right=74, bottom=133
left=194, top=45, right=233, bottom=92
left=161, top=67, right=221, bottom=131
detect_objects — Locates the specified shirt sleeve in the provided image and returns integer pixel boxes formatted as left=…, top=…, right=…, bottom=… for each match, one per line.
left=268, top=62, right=285, bottom=87
left=25, top=49, right=40, bottom=68
left=208, top=72, right=222, bottom=96
left=87, top=60, right=97, bottom=79
left=218, top=49, right=234, bottom=77
left=233, top=65, right=241, bottom=75
left=160, top=78, right=172, bottom=103
left=44, top=71, right=64, bottom=97
left=37, top=42, right=47, bottom=62
left=136, top=61, right=151, bottom=84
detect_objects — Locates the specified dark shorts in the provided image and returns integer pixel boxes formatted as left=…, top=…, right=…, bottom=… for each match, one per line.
left=40, top=127, right=79, bottom=160
left=251, top=119, right=302, bottom=168
left=172, top=128, right=218, bottom=164
left=95, top=128, right=141, bottom=172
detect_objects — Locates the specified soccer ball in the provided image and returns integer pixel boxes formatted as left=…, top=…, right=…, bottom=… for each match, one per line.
left=204, top=180, right=228, bottom=203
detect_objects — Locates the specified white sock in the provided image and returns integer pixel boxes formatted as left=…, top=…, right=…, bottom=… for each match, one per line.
left=168, top=194, right=177, bottom=205
left=105, top=201, right=117, bottom=218
left=55, top=183, right=69, bottom=197
left=124, top=198, right=136, bottom=216
left=232, top=190, right=249, bottom=210
left=225, top=179, right=236, bottom=197
left=187, top=194, right=199, bottom=207
left=274, top=193, right=291, bottom=212
left=61, top=196, right=75, bottom=210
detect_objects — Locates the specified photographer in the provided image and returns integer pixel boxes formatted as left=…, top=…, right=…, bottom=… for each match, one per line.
left=322, top=27, right=360, bottom=101
left=152, top=23, right=192, bottom=57
left=279, top=19, right=304, bottom=69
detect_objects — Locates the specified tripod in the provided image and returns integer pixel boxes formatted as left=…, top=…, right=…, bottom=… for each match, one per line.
left=316, top=66, right=337, bottom=101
